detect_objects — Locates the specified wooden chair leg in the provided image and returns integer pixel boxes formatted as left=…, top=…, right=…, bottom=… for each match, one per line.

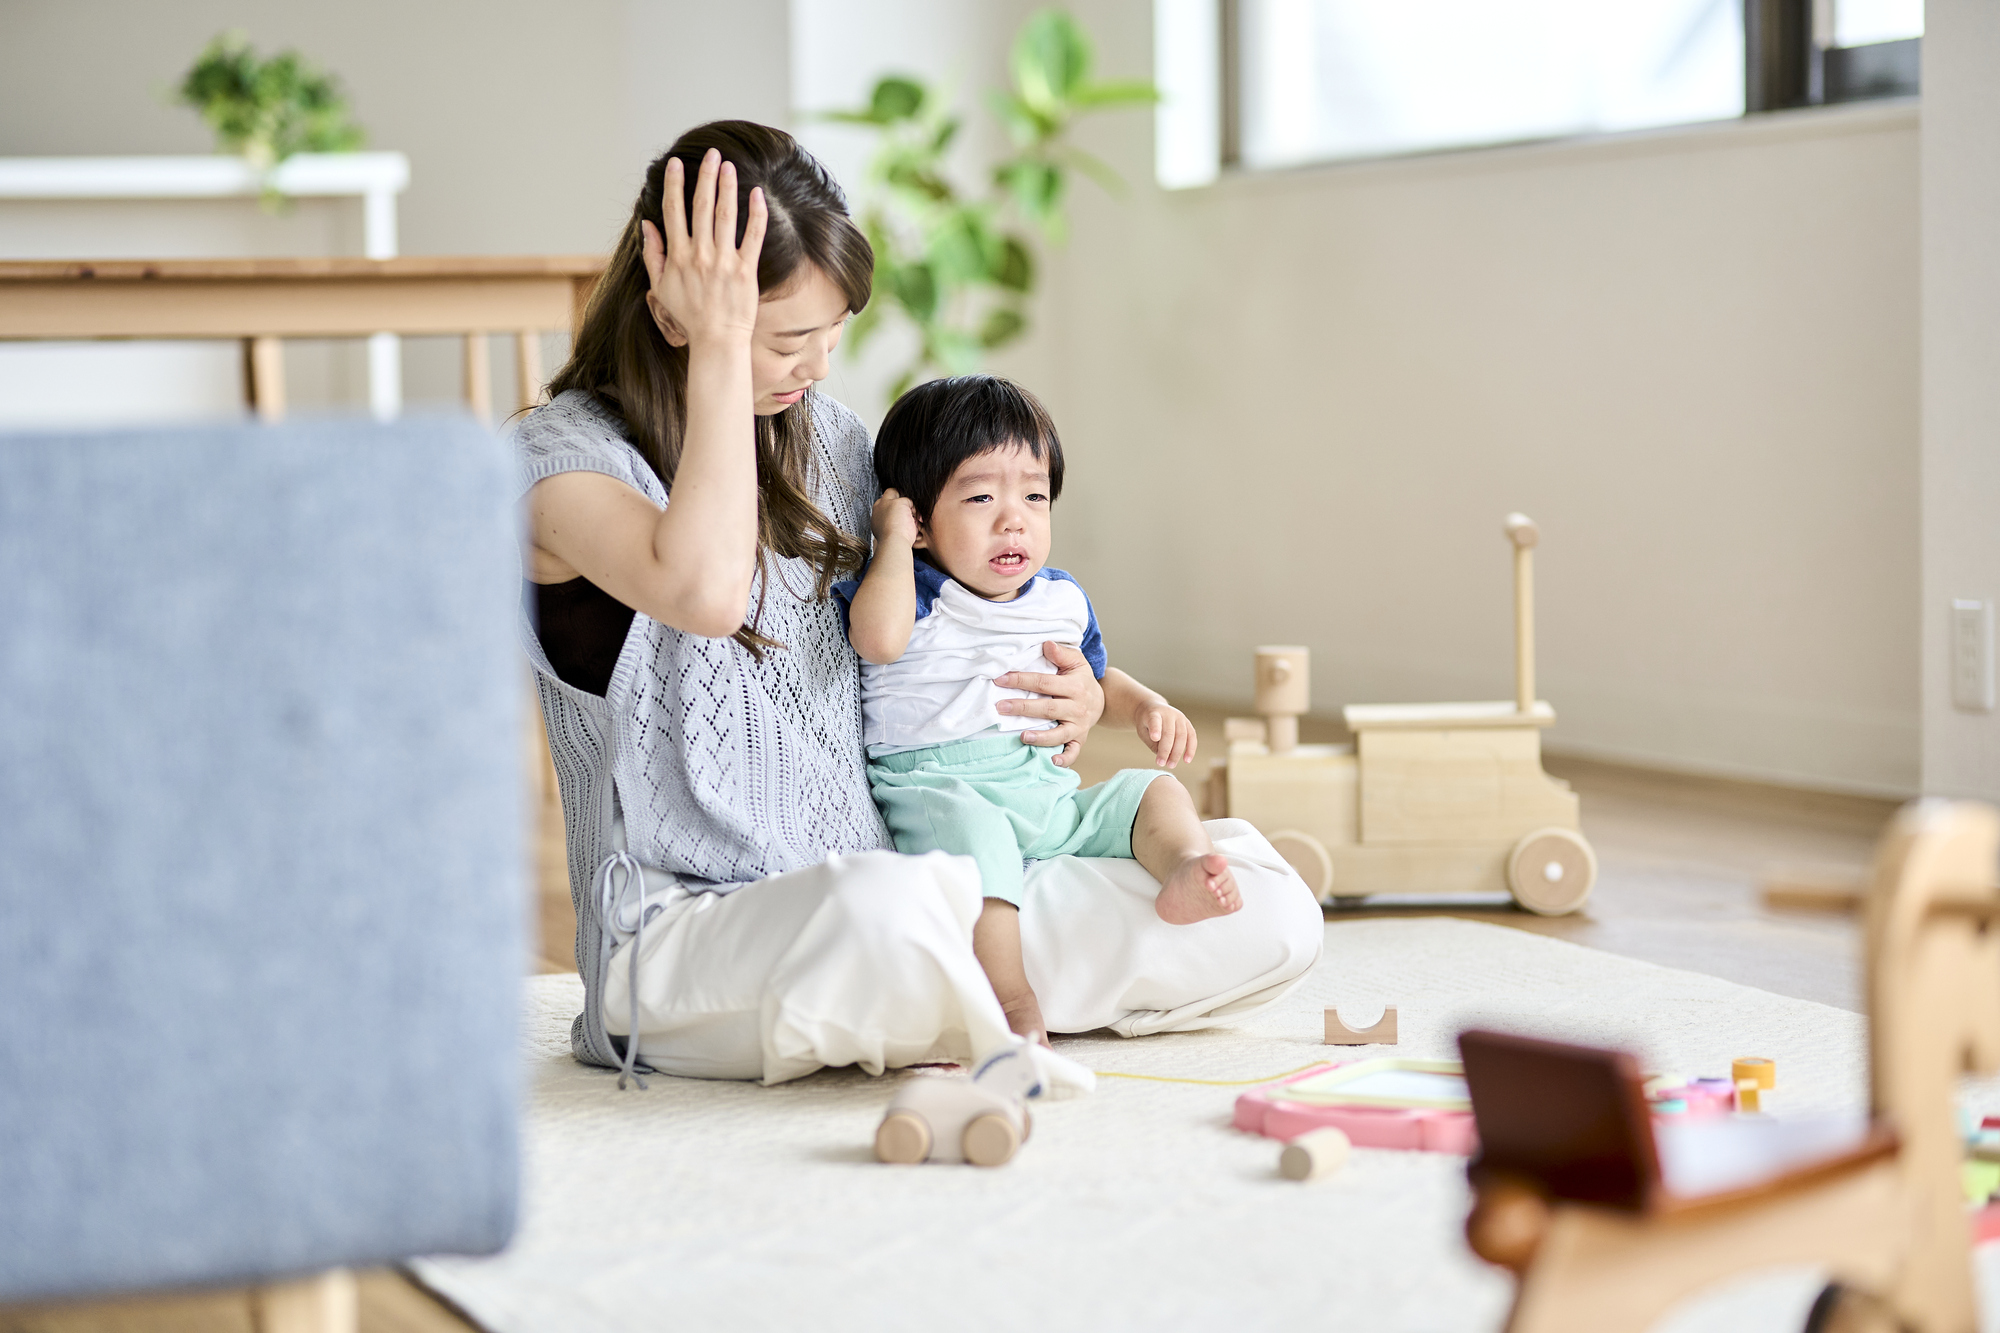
left=243, top=336, right=286, bottom=423
left=250, top=1269, right=355, bottom=1333
left=462, top=332, right=491, bottom=426
left=514, top=329, right=544, bottom=413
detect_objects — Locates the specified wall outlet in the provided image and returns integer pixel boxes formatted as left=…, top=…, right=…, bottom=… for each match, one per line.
left=1952, top=599, right=1995, bottom=712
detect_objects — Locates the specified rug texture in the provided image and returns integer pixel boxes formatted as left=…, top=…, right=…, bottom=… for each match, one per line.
left=412, top=917, right=1998, bottom=1333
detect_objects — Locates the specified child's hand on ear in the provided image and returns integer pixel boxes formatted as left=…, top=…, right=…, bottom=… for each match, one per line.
left=1134, top=701, right=1198, bottom=769
left=870, top=490, right=920, bottom=550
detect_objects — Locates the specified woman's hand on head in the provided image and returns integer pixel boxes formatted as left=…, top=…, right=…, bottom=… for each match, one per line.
left=997, top=642, right=1105, bottom=769
left=640, top=149, right=768, bottom=350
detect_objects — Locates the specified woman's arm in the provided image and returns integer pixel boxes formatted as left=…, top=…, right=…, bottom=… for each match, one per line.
left=1099, top=668, right=1199, bottom=769
left=845, top=491, right=920, bottom=665
left=993, top=643, right=1106, bottom=769
left=524, top=150, right=768, bottom=638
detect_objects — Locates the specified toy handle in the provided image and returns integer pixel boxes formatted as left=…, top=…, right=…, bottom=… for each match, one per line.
left=1503, top=515, right=1537, bottom=711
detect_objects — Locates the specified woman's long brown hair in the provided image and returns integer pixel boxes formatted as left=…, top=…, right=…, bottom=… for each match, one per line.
left=546, top=121, right=874, bottom=655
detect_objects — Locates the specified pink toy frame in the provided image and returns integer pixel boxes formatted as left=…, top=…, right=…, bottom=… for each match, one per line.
left=1233, top=1061, right=1480, bottom=1155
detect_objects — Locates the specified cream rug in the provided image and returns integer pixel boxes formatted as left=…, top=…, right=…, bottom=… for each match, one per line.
left=412, top=918, right=2000, bottom=1333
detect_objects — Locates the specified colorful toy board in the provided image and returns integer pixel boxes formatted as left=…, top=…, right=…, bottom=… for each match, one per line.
left=1234, top=1058, right=1479, bottom=1155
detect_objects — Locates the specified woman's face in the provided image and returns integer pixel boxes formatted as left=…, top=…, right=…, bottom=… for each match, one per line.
left=751, top=264, right=851, bottom=415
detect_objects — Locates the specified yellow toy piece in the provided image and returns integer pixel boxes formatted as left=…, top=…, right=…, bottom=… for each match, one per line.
left=1206, top=515, right=1596, bottom=914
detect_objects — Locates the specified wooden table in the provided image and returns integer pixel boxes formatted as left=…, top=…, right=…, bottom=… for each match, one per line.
left=0, top=255, right=606, bottom=421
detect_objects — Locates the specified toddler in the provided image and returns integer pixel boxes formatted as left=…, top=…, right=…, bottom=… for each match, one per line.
left=835, top=375, right=1240, bottom=1043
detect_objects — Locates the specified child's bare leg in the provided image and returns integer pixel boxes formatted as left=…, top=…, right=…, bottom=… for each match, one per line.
left=972, top=899, right=1050, bottom=1046
left=1134, top=777, right=1241, bottom=924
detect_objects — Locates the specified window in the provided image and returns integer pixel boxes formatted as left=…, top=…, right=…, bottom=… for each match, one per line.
left=1153, top=0, right=1922, bottom=187
left=1235, top=0, right=1744, bottom=171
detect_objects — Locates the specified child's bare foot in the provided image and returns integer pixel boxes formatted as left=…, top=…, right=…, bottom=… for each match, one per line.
left=999, top=990, right=1052, bottom=1048
left=1155, top=852, right=1242, bottom=924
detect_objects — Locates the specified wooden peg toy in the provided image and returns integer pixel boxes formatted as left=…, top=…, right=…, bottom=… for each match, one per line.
left=874, top=1075, right=1031, bottom=1168
left=1279, top=1126, right=1351, bottom=1181
left=1325, top=1006, right=1398, bottom=1045
left=1254, top=646, right=1310, bottom=754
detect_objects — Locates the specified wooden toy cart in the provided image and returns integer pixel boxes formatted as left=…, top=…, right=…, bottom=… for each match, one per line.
left=1206, top=515, right=1595, bottom=914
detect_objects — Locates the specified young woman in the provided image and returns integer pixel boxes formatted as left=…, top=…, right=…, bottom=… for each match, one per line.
left=517, top=121, right=1321, bottom=1090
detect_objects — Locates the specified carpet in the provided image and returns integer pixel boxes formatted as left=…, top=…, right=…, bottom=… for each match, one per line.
left=412, top=917, right=2000, bottom=1333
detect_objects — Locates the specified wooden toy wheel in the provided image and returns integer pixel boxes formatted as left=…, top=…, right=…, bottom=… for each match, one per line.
left=1268, top=829, right=1334, bottom=902
left=962, top=1112, right=1021, bottom=1167
left=1506, top=828, right=1596, bottom=915
left=874, top=1111, right=932, bottom=1164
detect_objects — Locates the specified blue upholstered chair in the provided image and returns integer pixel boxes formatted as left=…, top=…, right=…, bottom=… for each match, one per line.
left=0, top=417, right=524, bottom=1328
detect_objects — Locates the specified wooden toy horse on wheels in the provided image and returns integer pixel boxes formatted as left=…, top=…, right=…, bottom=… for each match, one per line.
left=1206, top=514, right=1596, bottom=914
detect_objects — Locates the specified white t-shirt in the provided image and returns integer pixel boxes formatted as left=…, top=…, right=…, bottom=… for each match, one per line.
left=834, top=560, right=1107, bottom=756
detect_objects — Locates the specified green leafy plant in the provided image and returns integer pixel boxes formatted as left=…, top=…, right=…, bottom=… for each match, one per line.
left=824, top=9, right=1156, bottom=400
left=176, top=31, right=365, bottom=197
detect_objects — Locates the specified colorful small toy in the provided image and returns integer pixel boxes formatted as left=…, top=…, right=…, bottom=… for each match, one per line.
left=1732, top=1056, right=1776, bottom=1113
left=1235, top=1058, right=1479, bottom=1155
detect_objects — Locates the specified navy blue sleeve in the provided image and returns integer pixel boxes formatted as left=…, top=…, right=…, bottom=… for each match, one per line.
left=1078, top=595, right=1107, bottom=679
left=1039, top=568, right=1108, bottom=679
left=830, top=563, right=866, bottom=640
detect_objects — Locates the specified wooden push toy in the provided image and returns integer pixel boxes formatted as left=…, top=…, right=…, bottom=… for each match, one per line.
left=874, top=1075, right=1030, bottom=1167
left=1204, top=514, right=1596, bottom=914
left=1459, top=800, right=2000, bottom=1333
left=1234, top=1058, right=1480, bottom=1155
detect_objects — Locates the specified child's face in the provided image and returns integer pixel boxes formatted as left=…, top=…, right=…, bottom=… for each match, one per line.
left=915, top=442, right=1053, bottom=601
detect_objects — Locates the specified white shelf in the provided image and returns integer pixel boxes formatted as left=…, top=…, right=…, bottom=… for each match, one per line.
left=0, top=153, right=411, bottom=417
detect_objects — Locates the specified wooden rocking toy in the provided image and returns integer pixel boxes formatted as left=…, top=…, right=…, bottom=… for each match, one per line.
left=1460, top=799, right=2000, bottom=1333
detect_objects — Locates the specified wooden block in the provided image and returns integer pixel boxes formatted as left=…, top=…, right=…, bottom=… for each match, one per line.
left=1225, top=744, right=1358, bottom=853
left=1279, top=1126, right=1351, bottom=1181
left=1731, top=1057, right=1775, bottom=1090
left=1344, top=700, right=1556, bottom=731
left=1357, top=726, right=1577, bottom=845
left=1254, top=646, right=1310, bottom=717
left=1223, top=716, right=1268, bottom=744
left=1326, top=1006, right=1398, bottom=1045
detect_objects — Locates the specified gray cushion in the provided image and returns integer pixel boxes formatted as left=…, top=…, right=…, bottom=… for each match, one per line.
left=0, top=417, right=523, bottom=1301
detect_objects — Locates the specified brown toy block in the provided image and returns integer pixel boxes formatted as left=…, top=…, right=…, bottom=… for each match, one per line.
left=1325, top=1006, right=1398, bottom=1045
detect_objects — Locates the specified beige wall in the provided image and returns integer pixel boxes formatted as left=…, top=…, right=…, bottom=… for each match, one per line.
left=1920, top=0, right=2000, bottom=801
left=1007, top=0, right=1920, bottom=797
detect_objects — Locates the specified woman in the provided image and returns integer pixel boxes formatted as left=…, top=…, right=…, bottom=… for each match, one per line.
left=518, top=121, right=1321, bottom=1090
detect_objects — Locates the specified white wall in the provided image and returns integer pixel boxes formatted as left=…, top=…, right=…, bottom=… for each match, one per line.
left=1018, top=0, right=1920, bottom=797
left=1920, top=0, right=2000, bottom=801
left=0, top=0, right=789, bottom=414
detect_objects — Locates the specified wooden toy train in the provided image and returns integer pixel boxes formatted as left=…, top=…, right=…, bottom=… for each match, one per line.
left=1203, top=514, right=1596, bottom=915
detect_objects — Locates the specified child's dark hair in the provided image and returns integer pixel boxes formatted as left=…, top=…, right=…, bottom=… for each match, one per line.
left=873, top=375, right=1064, bottom=522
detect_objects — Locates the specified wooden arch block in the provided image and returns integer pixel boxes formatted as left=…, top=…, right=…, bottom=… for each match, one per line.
left=1326, top=1007, right=1398, bottom=1045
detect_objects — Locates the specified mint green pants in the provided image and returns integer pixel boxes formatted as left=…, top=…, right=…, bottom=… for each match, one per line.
left=867, top=735, right=1166, bottom=907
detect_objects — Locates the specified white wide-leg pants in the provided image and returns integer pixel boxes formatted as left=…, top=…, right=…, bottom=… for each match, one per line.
left=602, top=819, right=1324, bottom=1084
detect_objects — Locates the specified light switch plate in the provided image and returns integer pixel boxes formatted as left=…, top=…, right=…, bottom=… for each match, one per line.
left=1952, top=599, right=1995, bottom=712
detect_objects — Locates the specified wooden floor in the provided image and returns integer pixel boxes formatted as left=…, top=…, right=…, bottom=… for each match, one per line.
left=10, top=697, right=1892, bottom=1333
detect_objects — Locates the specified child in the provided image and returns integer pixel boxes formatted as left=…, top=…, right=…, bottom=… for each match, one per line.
left=835, top=375, right=1240, bottom=1044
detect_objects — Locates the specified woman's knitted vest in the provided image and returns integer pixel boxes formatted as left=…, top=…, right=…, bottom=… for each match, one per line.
left=514, top=389, right=893, bottom=1069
